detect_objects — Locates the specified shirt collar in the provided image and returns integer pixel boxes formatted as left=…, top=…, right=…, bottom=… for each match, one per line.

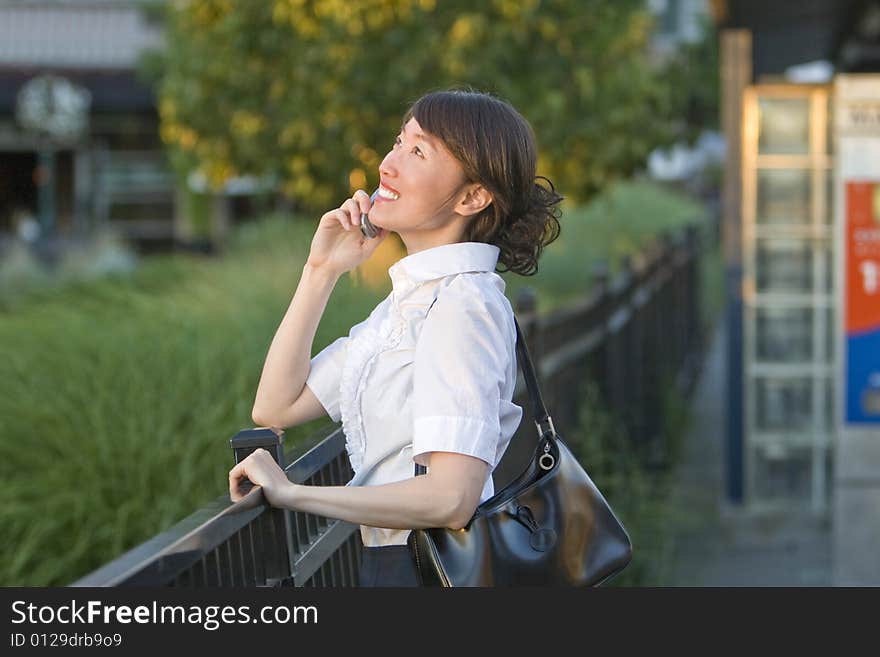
left=388, top=242, right=501, bottom=289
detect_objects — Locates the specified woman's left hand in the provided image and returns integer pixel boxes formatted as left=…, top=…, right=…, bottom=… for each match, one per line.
left=228, top=448, right=292, bottom=506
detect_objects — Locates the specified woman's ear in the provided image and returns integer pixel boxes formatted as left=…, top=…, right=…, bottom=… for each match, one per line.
left=459, top=184, right=493, bottom=217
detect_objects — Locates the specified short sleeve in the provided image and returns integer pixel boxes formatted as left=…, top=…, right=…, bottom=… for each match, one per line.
left=411, top=275, right=513, bottom=469
left=305, top=335, right=348, bottom=423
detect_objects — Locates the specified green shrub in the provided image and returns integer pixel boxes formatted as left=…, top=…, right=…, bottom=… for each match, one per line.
left=569, top=374, right=693, bottom=587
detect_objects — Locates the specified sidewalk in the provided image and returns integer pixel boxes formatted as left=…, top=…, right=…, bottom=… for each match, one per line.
left=665, top=321, right=833, bottom=586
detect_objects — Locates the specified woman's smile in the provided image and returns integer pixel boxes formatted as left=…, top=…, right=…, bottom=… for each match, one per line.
left=378, top=182, right=400, bottom=200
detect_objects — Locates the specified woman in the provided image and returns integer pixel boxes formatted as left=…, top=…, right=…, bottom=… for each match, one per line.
left=228, top=88, right=563, bottom=586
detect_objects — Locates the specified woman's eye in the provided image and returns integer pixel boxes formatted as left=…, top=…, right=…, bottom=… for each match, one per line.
left=394, top=136, right=424, bottom=158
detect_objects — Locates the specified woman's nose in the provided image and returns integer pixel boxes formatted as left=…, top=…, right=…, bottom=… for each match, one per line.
left=378, top=151, right=397, bottom=179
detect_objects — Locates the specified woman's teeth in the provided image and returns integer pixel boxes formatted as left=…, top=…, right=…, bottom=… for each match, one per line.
left=378, top=185, right=399, bottom=200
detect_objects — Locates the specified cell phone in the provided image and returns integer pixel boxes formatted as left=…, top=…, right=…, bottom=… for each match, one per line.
left=360, top=188, right=380, bottom=239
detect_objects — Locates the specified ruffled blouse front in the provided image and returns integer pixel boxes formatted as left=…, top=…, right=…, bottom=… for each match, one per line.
left=338, top=293, right=408, bottom=473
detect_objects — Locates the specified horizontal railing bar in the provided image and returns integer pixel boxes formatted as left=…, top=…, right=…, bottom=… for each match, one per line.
left=72, top=425, right=351, bottom=586
left=607, top=305, right=631, bottom=333
left=540, top=287, right=607, bottom=327
left=71, top=493, right=267, bottom=587
left=286, top=429, right=348, bottom=485
left=540, top=327, right=605, bottom=379
left=291, top=519, right=360, bottom=586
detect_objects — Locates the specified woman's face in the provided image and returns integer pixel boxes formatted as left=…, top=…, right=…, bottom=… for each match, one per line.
left=370, top=117, right=490, bottom=254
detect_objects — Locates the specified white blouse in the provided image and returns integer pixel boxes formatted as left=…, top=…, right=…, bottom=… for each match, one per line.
left=304, top=241, right=523, bottom=547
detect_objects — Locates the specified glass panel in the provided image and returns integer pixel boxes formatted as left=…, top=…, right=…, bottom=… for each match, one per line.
left=822, top=240, right=833, bottom=292
left=753, top=444, right=812, bottom=501
left=755, top=238, right=812, bottom=293
left=824, top=377, right=835, bottom=432
left=825, top=170, right=834, bottom=224
left=824, top=448, right=834, bottom=504
left=757, top=169, right=811, bottom=225
left=755, top=377, right=812, bottom=431
left=756, top=307, right=813, bottom=362
left=827, top=93, right=833, bottom=156
left=825, top=306, right=834, bottom=364
left=758, top=97, right=810, bottom=155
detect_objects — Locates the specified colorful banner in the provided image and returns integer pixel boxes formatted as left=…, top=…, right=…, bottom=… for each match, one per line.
left=845, top=182, right=880, bottom=424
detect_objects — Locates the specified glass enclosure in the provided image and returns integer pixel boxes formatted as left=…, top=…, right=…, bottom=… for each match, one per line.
left=743, top=85, right=835, bottom=512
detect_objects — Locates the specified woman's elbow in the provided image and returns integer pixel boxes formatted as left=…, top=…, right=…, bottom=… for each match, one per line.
left=251, top=407, right=278, bottom=428
left=251, top=408, right=266, bottom=427
left=445, top=515, right=470, bottom=532
left=442, top=494, right=477, bottom=531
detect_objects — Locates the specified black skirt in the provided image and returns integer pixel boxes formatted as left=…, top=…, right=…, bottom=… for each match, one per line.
left=358, top=544, right=422, bottom=587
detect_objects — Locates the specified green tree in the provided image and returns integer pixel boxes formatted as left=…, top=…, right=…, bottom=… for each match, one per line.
left=154, top=0, right=676, bottom=214
left=656, top=16, right=720, bottom=145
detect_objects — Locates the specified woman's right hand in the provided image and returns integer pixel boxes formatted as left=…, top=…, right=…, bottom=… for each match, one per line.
left=306, top=190, right=390, bottom=276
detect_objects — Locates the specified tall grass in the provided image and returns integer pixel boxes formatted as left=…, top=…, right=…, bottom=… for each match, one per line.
left=0, top=179, right=706, bottom=586
left=568, top=374, right=696, bottom=587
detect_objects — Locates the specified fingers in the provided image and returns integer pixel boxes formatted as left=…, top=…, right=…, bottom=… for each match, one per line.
left=229, top=469, right=242, bottom=502
left=318, top=209, right=351, bottom=233
left=353, top=189, right=372, bottom=217
left=320, top=191, right=372, bottom=233
left=228, top=463, right=248, bottom=502
left=229, top=461, right=244, bottom=485
left=342, top=198, right=361, bottom=230
left=228, top=448, right=266, bottom=501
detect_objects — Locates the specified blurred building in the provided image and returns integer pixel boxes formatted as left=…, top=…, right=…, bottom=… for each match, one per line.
left=719, top=0, right=880, bottom=584
left=648, top=0, right=717, bottom=53
left=0, top=0, right=181, bottom=255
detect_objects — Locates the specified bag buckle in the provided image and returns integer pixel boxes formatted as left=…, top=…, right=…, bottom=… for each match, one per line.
left=511, top=504, right=557, bottom=552
left=534, top=415, right=556, bottom=440
left=535, top=417, right=556, bottom=471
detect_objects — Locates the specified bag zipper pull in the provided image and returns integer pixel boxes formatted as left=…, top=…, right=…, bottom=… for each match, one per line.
left=511, top=504, right=558, bottom=552
left=515, top=505, right=540, bottom=533
left=539, top=438, right=555, bottom=471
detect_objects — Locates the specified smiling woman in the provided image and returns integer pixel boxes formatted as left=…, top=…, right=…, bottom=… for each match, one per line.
left=362, top=91, right=563, bottom=268
left=235, top=87, right=564, bottom=586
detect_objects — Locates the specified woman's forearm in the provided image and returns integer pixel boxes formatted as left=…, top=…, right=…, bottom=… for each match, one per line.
left=252, top=263, right=341, bottom=424
left=278, top=475, right=468, bottom=531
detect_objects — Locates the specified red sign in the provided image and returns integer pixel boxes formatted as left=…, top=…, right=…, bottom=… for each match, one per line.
left=845, top=182, right=880, bottom=334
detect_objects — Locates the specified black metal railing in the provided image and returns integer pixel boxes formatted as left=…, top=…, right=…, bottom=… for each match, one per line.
left=72, top=220, right=711, bottom=587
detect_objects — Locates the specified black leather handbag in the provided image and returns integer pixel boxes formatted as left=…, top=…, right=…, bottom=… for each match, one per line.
left=407, top=316, right=633, bottom=587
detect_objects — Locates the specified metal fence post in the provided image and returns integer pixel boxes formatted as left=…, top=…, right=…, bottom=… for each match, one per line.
left=685, top=223, right=704, bottom=389
left=588, top=261, right=611, bottom=409
left=229, top=428, right=295, bottom=586
left=515, top=285, right=541, bottom=381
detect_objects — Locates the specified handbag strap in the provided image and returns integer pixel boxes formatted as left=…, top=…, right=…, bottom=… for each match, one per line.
left=415, top=314, right=554, bottom=476
left=512, top=316, right=554, bottom=437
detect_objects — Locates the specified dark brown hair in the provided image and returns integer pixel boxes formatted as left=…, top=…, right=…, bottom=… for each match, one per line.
left=401, top=87, right=562, bottom=276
